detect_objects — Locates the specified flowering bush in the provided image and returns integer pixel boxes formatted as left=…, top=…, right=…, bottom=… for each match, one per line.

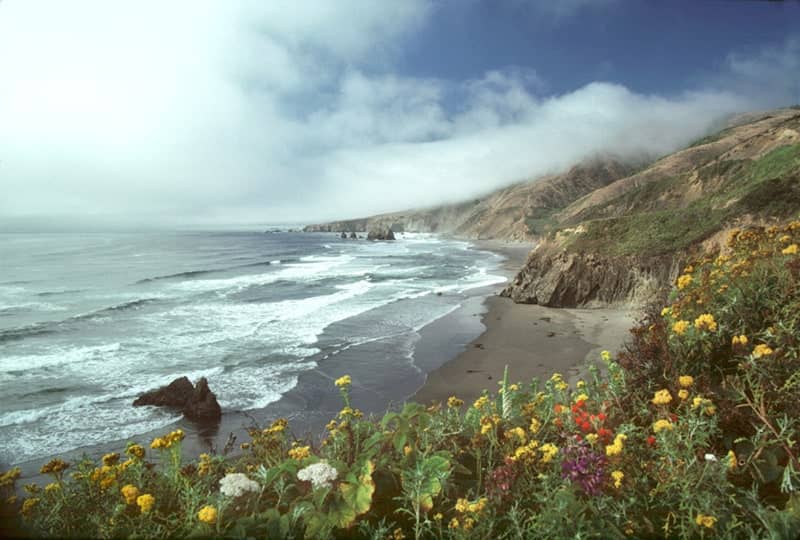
left=3, top=221, right=800, bottom=538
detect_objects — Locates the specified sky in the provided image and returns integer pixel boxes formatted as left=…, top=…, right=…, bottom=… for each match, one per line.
left=0, top=0, right=799, bottom=230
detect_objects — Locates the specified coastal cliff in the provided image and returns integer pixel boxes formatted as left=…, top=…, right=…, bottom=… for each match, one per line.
left=307, top=108, right=800, bottom=308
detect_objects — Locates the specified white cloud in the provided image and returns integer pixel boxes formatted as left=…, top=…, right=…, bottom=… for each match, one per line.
left=0, top=1, right=795, bottom=228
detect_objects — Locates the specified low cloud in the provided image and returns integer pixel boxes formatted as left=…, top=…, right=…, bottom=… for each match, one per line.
left=0, top=1, right=795, bottom=229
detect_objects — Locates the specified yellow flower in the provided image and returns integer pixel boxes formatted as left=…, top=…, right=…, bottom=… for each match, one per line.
left=150, top=437, right=166, bottom=450
left=288, top=445, right=311, bottom=460
left=605, top=434, right=627, bottom=457
left=678, top=375, right=694, bottom=388
left=573, top=393, right=589, bottom=403
left=611, top=470, right=624, bottom=489
left=44, top=482, right=60, bottom=493
left=433, top=513, right=443, bottom=521
left=20, top=497, right=39, bottom=516
left=672, top=320, right=690, bottom=336
left=695, top=514, right=717, bottom=528
left=403, top=445, right=413, bottom=457
left=676, top=274, right=693, bottom=290
left=678, top=389, right=689, bottom=400
left=586, top=433, right=599, bottom=444
left=102, top=452, right=119, bottom=467
left=652, top=419, right=674, bottom=433
left=121, top=484, right=139, bottom=505
left=694, top=313, right=717, bottom=332
left=540, top=443, right=558, bottom=463
left=473, top=396, right=490, bottom=410
left=782, top=244, right=798, bottom=255
left=455, top=498, right=469, bottom=513
left=529, top=417, right=541, bottom=434
left=731, top=334, right=748, bottom=347
left=576, top=380, right=586, bottom=389
left=39, top=459, right=69, bottom=475
left=660, top=306, right=671, bottom=317
left=126, top=444, right=145, bottom=459
left=550, top=372, right=563, bottom=382
left=392, top=528, right=405, bottom=540
left=753, top=344, right=774, bottom=358
left=555, top=381, right=568, bottom=391
left=334, top=375, right=351, bottom=388
left=448, top=518, right=460, bottom=529
left=136, top=493, right=155, bottom=514
left=506, top=427, right=527, bottom=444
left=651, top=389, right=672, bottom=406
left=197, top=505, right=217, bottom=524
left=447, top=396, right=463, bottom=408
left=600, top=350, right=611, bottom=363
left=727, top=450, right=737, bottom=470
left=779, top=234, right=792, bottom=243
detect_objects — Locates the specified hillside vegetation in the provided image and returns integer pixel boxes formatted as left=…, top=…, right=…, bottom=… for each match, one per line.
left=3, top=222, right=800, bottom=538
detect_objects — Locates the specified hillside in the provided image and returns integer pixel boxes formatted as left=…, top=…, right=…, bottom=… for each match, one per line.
left=303, top=158, right=636, bottom=241
left=503, top=107, right=800, bottom=306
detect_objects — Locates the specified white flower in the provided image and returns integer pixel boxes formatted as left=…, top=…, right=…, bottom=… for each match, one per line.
left=704, top=453, right=718, bottom=462
left=219, top=473, right=259, bottom=497
left=297, top=461, right=338, bottom=490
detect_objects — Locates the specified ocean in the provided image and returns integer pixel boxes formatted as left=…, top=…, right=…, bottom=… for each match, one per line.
left=0, top=231, right=505, bottom=466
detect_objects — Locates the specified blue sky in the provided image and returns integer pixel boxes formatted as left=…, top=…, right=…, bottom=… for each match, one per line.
left=0, top=0, right=798, bottom=229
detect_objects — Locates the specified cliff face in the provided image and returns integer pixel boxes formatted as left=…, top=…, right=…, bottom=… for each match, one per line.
left=500, top=241, right=681, bottom=307
left=503, top=108, right=800, bottom=307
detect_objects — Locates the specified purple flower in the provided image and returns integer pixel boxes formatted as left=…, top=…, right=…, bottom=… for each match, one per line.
left=561, top=442, right=607, bottom=495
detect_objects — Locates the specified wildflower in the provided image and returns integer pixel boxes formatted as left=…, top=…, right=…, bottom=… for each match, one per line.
left=651, top=389, right=672, bottom=406
left=264, top=418, right=289, bottom=435
left=288, top=445, right=311, bottom=461
left=646, top=435, right=657, bottom=447
left=561, top=443, right=607, bottom=495
left=676, top=274, right=693, bottom=290
left=39, top=459, right=68, bottom=475
left=586, top=433, right=599, bottom=444
left=529, top=417, right=541, bottom=434
left=752, top=344, right=774, bottom=358
left=120, top=484, right=139, bottom=505
left=392, top=528, right=405, bottom=540
left=611, top=470, right=624, bottom=489
left=102, top=452, right=119, bottom=467
left=660, top=307, right=671, bottom=317
left=678, top=389, right=689, bottom=400
left=433, top=513, right=443, bottom=521
left=678, top=375, right=694, bottom=388
left=44, top=482, right=59, bottom=493
left=695, top=514, right=717, bottom=528
left=782, top=244, right=798, bottom=255
left=136, top=494, right=155, bottom=514
left=219, top=473, right=260, bottom=497
left=455, top=498, right=469, bottom=513
left=727, top=450, right=737, bottom=470
left=403, top=445, right=413, bottom=457
left=779, top=234, right=791, bottom=243
left=512, top=440, right=539, bottom=463
left=540, top=443, right=558, bottom=463
left=574, top=393, right=589, bottom=403
left=473, top=395, right=490, bottom=410
left=126, top=444, right=145, bottom=459
left=447, top=396, right=464, bottom=408
left=196, top=505, right=217, bottom=524
left=600, top=350, right=611, bottom=363
left=576, top=380, right=586, bottom=389
left=20, top=497, right=39, bottom=517
left=605, top=434, right=627, bottom=457
left=694, top=313, right=717, bottom=332
left=652, top=419, right=674, bottom=433
left=732, top=334, right=748, bottom=347
left=672, top=320, right=690, bottom=336
left=448, top=518, right=460, bottom=529
left=506, top=427, right=527, bottom=444
left=334, top=375, right=351, bottom=388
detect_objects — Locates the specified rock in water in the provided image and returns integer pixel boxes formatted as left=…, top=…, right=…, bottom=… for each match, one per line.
left=183, top=377, right=222, bottom=422
left=349, top=231, right=357, bottom=239
left=133, top=376, right=194, bottom=407
left=340, top=231, right=347, bottom=239
left=367, top=228, right=396, bottom=241
left=134, top=376, right=222, bottom=423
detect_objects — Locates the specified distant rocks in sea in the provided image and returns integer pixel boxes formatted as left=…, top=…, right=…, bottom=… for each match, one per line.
left=133, top=376, right=222, bottom=423
left=367, top=228, right=396, bottom=241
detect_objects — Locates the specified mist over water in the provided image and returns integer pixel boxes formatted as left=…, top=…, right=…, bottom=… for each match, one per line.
left=0, top=231, right=504, bottom=464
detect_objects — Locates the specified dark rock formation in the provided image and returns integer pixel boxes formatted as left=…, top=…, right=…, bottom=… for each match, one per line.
left=501, top=243, right=681, bottom=308
left=349, top=231, right=357, bottom=239
left=340, top=231, right=347, bottom=239
left=134, top=376, right=222, bottom=423
left=133, top=376, right=194, bottom=408
left=182, top=377, right=222, bottom=422
left=367, top=228, right=396, bottom=241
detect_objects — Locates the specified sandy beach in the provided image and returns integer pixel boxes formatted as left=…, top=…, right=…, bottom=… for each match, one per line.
left=413, top=241, right=636, bottom=406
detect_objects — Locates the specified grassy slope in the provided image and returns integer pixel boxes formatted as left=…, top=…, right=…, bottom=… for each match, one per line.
left=564, top=144, right=800, bottom=257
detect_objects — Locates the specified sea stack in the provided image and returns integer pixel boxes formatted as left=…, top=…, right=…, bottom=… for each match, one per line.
left=133, top=376, right=222, bottom=423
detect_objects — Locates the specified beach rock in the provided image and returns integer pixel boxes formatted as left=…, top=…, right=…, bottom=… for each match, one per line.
left=340, top=231, right=347, bottom=239
left=182, top=377, right=222, bottom=422
left=133, top=376, right=194, bottom=408
left=501, top=242, right=681, bottom=307
left=367, top=228, right=396, bottom=241
left=133, top=376, right=222, bottom=423
left=349, top=231, right=357, bottom=239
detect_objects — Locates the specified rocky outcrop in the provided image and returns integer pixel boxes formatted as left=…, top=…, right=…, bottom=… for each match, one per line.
left=501, top=243, right=682, bottom=307
left=349, top=231, right=358, bottom=239
left=133, top=376, right=222, bottom=423
left=367, top=228, right=396, bottom=240
left=340, top=231, right=347, bottom=239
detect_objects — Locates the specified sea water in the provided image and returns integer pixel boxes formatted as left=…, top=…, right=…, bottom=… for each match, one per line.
left=0, top=231, right=504, bottom=465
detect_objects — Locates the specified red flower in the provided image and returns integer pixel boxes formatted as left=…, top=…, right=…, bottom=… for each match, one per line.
left=554, top=404, right=563, bottom=414
left=647, top=435, right=657, bottom=447
left=580, top=421, right=592, bottom=433
left=597, top=412, right=607, bottom=422
left=597, top=428, right=613, bottom=444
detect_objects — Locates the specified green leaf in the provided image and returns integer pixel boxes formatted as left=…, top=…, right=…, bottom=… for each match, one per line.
left=339, top=460, right=375, bottom=518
